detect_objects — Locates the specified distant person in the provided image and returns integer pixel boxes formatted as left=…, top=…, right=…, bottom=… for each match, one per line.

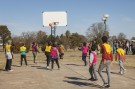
left=32, top=42, right=39, bottom=64
left=112, top=41, right=117, bottom=54
left=88, top=43, right=92, bottom=55
left=45, top=42, right=52, bottom=69
left=5, top=42, right=13, bottom=71
left=88, top=44, right=98, bottom=81
left=51, top=44, right=60, bottom=70
left=81, top=42, right=88, bottom=66
left=125, top=41, right=129, bottom=55
left=98, top=36, right=113, bottom=88
left=116, top=44, right=126, bottom=75
left=131, top=41, right=135, bottom=55
left=20, top=43, right=28, bottom=66
left=58, top=44, right=65, bottom=59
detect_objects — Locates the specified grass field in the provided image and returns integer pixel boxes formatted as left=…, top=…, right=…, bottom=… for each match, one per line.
left=0, top=49, right=135, bottom=71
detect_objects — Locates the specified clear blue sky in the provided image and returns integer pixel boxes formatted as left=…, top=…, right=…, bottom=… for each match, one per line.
left=0, top=0, right=135, bottom=39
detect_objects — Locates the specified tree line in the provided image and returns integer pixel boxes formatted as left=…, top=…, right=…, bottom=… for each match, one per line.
left=0, top=23, right=135, bottom=53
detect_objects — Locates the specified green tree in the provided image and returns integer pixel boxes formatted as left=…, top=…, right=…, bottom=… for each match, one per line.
left=70, top=33, right=82, bottom=50
left=0, top=25, right=11, bottom=51
left=36, top=30, right=47, bottom=45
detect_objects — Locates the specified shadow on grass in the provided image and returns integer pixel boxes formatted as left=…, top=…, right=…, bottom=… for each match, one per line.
left=65, top=64, right=83, bottom=66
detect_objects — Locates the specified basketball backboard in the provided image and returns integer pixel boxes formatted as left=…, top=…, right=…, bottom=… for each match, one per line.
left=42, top=11, right=67, bottom=26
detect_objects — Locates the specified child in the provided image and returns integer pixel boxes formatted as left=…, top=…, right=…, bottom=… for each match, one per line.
left=98, top=36, right=113, bottom=88
left=20, top=43, right=28, bottom=66
left=116, top=44, right=126, bottom=74
left=51, top=44, right=60, bottom=70
left=58, top=44, right=65, bottom=59
left=45, top=42, right=52, bottom=69
left=32, top=42, right=39, bottom=64
left=5, top=42, right=13, bottom=71
left=82, top=42, right=88, bottom=66
left=89, top=44, right=98, bottom=81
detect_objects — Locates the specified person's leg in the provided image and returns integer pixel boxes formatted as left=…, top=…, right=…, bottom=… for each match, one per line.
left=5, top=59, right=8, bottom=71
left=8, top=59, right=12, bottom=70
left=55, top=58, right=60, bottom=69
left=33, top=52, right=37, bottom=63
left=93, top=63, right=98, bottom=80
left=82, top=54, right=87, bottom=66
left=20, top=55, right=23, bottom=66
left=51, top=58, right=54, bottom=69
left=89, top=66, right=94, bottom=79
left=119, top=60, right=125, bottom=74
left=23, top=55, right=27, bottom=66
left=98, top=61, right=107, bottom=85
left=106, top=60, right=111, bottom=87
left=61, top=53, right=64, bottom=59
left=59, top=53, right=62, bottom=59
left=46, top=54, right=51, bottom=67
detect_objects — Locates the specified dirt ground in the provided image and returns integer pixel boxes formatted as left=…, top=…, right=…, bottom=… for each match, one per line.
left=0, top=50, right=135, bottom=89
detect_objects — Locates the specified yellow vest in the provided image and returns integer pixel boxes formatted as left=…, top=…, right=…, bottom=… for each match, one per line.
left=6, top=45, right=11, bottom=52
left=20, top=46, right=26, bottom=51
left=103, top=43, right=112, bottom=54
left=117, top=48, right=124, bottom=56
left=45, top=45, right=51, bottom=52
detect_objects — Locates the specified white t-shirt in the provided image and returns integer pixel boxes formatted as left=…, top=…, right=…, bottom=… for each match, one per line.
left=89, top=51, right=97, bottom=64
left=6, top=52, right=12, bottom=59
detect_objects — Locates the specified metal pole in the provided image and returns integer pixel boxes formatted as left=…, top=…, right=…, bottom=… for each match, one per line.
left=51, top=26, right=53, bottom=43
left=53, top=26, right=56, bottom=44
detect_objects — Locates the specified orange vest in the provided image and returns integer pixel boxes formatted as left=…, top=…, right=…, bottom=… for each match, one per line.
left=101, top=43, right=113, bottom=61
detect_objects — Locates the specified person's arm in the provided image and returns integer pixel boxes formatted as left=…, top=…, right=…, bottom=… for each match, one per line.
left=89, top=53, right=94, bottom=66
left=100, top=45, right=103, bottom=54
left=56, top=49, right=59, bottom=58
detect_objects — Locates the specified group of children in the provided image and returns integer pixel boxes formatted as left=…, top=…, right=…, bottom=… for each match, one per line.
left=81, top=36, right=126, bottom=88
left=44, top=42, right=60, bottom=70
left=5, top=42, right=63, bottom=72
left=4, top=36, right=126, bottom=88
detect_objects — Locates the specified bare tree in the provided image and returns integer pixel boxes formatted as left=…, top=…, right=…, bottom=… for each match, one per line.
left=117, top=33, right=126, bottom=41
left=86, top=22, right=109, bottom=42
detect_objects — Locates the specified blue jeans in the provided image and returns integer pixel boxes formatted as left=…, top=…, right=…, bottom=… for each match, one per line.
left=82, top=53, right=87, bottom=66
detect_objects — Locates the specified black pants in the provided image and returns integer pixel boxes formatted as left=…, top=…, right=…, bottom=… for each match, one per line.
left=45, top=54, right=51, bottom=66
left=21, top=55, right=27, bottom=66
left=59, top=53, right=64, bottom=59
left=51, top=58, right=60, bottom=69
left=5, top=59, right=12, bottom=70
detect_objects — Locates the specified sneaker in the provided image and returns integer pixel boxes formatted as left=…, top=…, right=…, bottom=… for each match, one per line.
left=92, top=79, right=98, bottom=81
left=105, top=84, right=110, bottom=88
left=119, top=71, right=123, bottom=75
left=88, top=78, right=94, bottom=80
left=8, top=70, right=13, bottom=72
left=102, top=83, right=108, bottom=88
left=46, top=66, right=49, bottom=69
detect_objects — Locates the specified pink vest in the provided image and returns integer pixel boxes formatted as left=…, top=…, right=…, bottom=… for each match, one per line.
left=91, top=52, right=97, bottom=64
left=51, top=47, right=58, bottom=58
left=82, top=46, right=88, bottom=54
